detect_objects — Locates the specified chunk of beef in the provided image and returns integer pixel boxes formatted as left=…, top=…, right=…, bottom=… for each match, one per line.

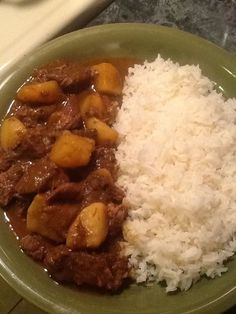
left=44, top=245, right=73, bottom=282
left=72, top=252, right=128, bottom=291
left=44, top=245, right=129, bottom=290
left=107, top=203, right=127, bottom=237
left=55, top=169, right=124, bottom=207
left=93, top=146, right=117, bottom=176
left=0, top=164, right=23, bottom=206
left=35, top=60, right=93, bottom=92
left=48, top=109, right=81, bottom=131
left=0, top=149, right=18, bottom=172
left=27, top=203, right=80, bottom=243
left=108, top=185, right=124, bottom=204
left=79, top=167, right=123, bottom=207
left=0, top=153, right=12, bottom=172
left=80, top=169, right=113, bottom=206
left=48, top=95, right=81, bottom=130
left=15, top=158, right=69, bottom=194
left=47, top=182, right=82, bottom=204
left=9, top=198, right=33, bottom=219
left=20, top=234, right=49, bottom=261
left=47, top=184, right=125, bottom=237
left=11, top=102, right=57, bottom=127
left=14, top=127, right=58, bottom=159
left=50, top=169, right=70, bottom=190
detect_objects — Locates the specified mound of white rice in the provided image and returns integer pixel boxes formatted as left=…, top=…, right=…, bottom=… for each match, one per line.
left=115, top=55, right=236, bottom=292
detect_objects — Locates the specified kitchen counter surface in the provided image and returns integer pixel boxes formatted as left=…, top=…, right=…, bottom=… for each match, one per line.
left=88, top=0, right=236, bottom=54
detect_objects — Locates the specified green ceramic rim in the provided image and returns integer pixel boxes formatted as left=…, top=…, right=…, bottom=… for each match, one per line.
left=0, top=23, right=236, bottom=314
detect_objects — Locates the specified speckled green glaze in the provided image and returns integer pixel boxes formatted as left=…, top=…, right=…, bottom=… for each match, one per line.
left=0, top=24, right=235, bottom=314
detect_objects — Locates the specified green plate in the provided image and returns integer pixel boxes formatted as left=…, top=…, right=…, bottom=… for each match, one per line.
left=0, top=24, right=236, bottom=314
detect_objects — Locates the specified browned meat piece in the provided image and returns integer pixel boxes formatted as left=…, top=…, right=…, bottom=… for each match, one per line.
left=50, top=169, right=70, bottom=190
left=48, top=95, right=81, bottom=130
left=62, top=169, right=123, bottom=207
left=0, top=149, right=18, bottom=172
left=0, top=164, right=23, bottom=206
left=47, top=182, right=82, bottom=204
left=35, top=60, right=93, bottom=92
left=14, top=126, right=58, bottom=159
left=72, top=252, right=128, bottom=290
left=93, top=146, right=117, bottom=176
left=44, top=246, right=129, bottom=290
left=12, top=103, right=57, bottom=127
left=81, top=182, right=124, bottom=207
left=80, top=169, right=114, bottom=206
left=9, top=198, right=33, bottom=219
left=44, top=245, right=73, bottom=282
left=0, top=154, right=12, bottom=172
left=48, top=110, right=81, bottom=131
left=15, top=158, right=69, bottom=194
left=27, top=202, right=80, bottom=243
left=20, top=234, right=49, bottom=261
left=108, top=185, right=124, bottom=204
left=47, top=183, right=127, bottom=236
left=107, top=203, right=127, bottom=237
left=48, top=169, right=123, bottom=206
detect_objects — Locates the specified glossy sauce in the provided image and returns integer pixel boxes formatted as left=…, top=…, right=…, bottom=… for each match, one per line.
left=5, top=57, right=141, bottom=241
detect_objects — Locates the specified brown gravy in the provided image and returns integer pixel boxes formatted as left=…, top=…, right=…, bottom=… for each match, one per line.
left=1, top=57, right=141, bottom=291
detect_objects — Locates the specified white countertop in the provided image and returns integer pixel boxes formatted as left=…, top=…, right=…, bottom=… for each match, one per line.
left=0, top=0, right=112, bottom=75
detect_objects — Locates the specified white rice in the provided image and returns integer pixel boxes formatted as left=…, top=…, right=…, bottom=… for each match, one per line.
left=114, top=55, right=236, bottom=292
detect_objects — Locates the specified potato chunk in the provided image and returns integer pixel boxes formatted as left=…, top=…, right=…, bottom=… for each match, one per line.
left=0, top=117, right=26, bottom=151
left=92, top=63, right=122, bottom=96
left=27, top=194, right=46, bottom=231
left=79, top=92, right=105, bottom=119
left=93, top=168, right=113, bottom=185
left=50, top=131, right=95, bottom=168
left=17, top=80, right=62, bottom=104
left=27, top=194, right=79, bottom=243
left=66, top=202, right=108, bottom=249
left=86, top=117, right=118, bottom=145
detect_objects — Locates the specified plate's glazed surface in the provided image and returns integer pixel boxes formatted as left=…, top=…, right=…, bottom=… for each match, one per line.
left=0, top=24, right=235, bottom=314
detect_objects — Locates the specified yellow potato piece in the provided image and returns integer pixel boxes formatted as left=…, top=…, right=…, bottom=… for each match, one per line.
left=50, top=130, right=95, bottom=168
left=27, top=194, right=79, bottom=243
left=67, top=202, right=108, bottom=249
left=17, top=80, right=62, bottom=104
left=0, top=117, right=26, bottom=151
left=86, top=117, right=118, bottom=145
left=27, top=194, right=46, bottom=231
left=92, top=168, right=113, bottom=185
left=79, top=92, right=105, bottom=119
left=92, top=63, right=122, bottom=96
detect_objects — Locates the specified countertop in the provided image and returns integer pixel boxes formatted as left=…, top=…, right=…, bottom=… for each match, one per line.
left=1, top=0, right=236, bottom=313
left=88, top=0, right=236, bottom=54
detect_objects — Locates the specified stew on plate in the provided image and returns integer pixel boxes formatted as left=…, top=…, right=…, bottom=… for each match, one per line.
left=0, top=57, right=138, bottom=291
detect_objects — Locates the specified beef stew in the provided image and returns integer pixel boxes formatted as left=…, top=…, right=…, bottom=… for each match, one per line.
left=0, top=58, right=138, bottom=291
